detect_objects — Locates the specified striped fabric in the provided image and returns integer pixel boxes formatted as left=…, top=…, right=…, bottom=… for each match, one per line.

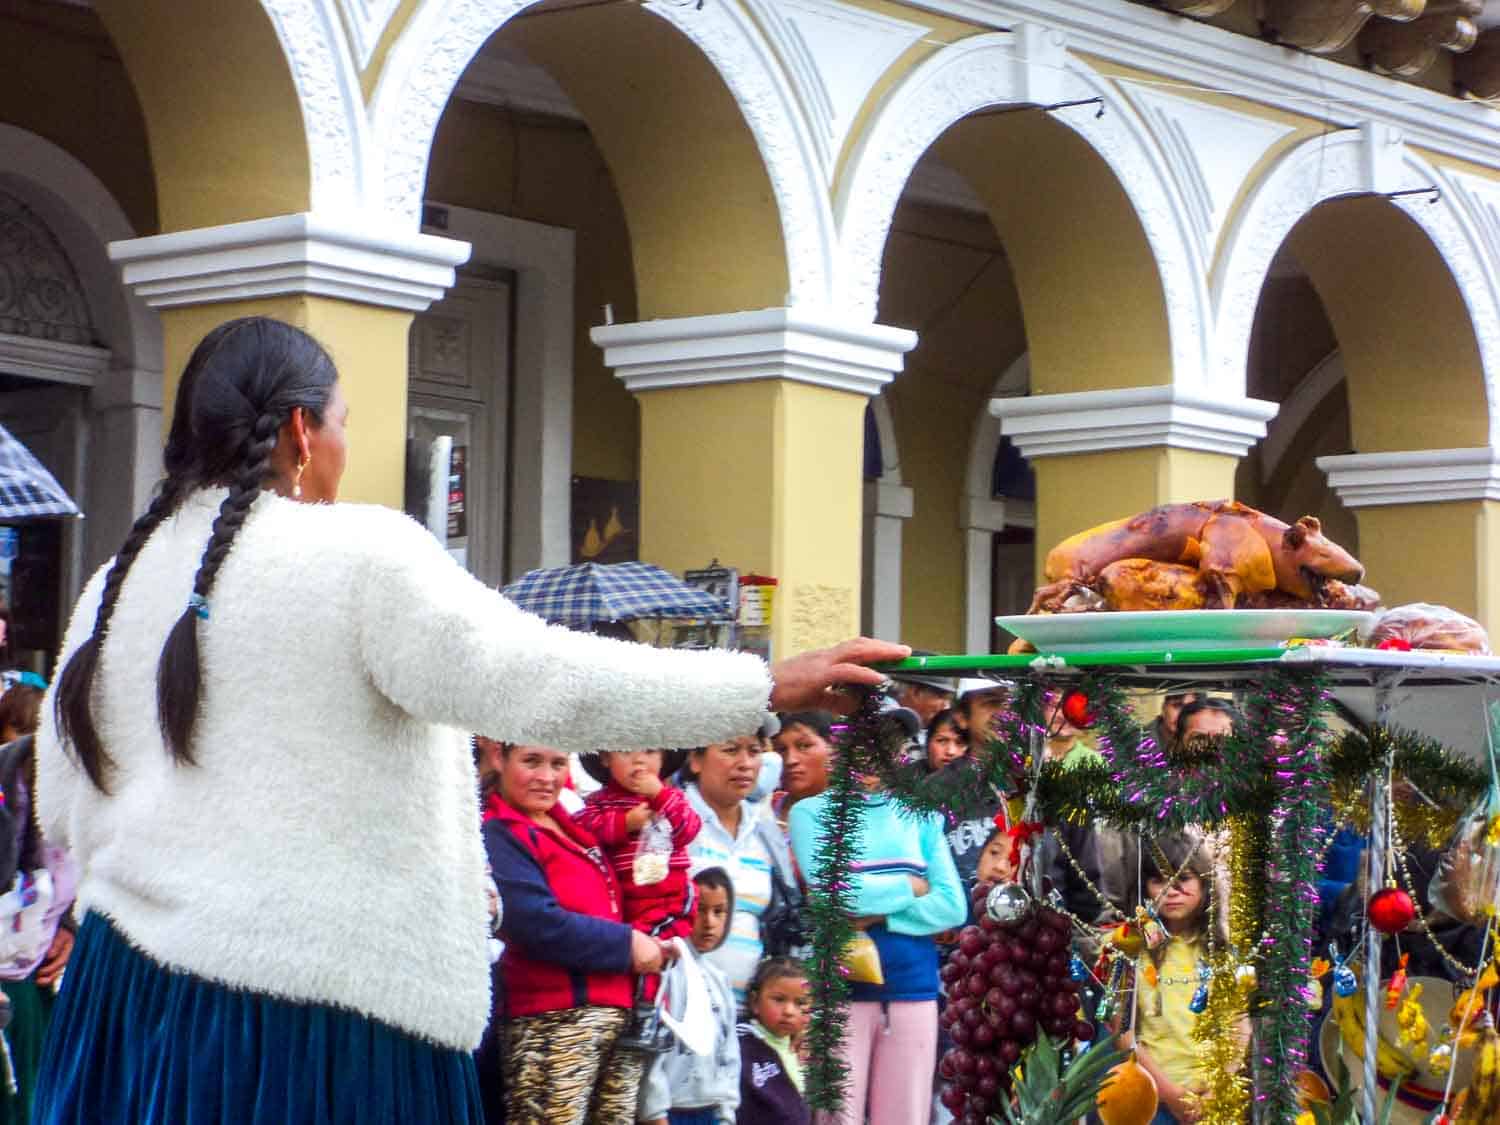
left=0, top=425, right=77, bottom=520
left=499, top=563, right=728, bottom=627
left=685, top=788, right=774, bottom=1007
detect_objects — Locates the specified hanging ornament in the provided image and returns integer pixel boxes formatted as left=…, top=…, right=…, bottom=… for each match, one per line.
left=1061, top=689, right=1095, bottom=729
left=1429, top=1038, right=1455, bottom=1075
left=1397, top=982, right=1431, bottom=1049
left=1136, top=905, right=1169, bottom=951
left=1189, top=964, right=1210, bottom=1014
left=1369, top=886, right=1418, bottom=934
left=984, top=881, right=1031, bottom=925
left=1069, top=954, right=1089, bottom=982
left=1330, top=944, right=1359, bottom=998
left=1235, top=963, right=1258, bottom=993
left=1110, top=922, right=1146, bottom=957
left=1305, top=979, right=1324, bottom=1010
left=1386, top=952, right=1411, bottom=1010
left=1096, top=1053, right=1160, bottom=1125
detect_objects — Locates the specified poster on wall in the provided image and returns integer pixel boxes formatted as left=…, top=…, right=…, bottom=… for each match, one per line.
left=571, top=477, right=639, bottom=565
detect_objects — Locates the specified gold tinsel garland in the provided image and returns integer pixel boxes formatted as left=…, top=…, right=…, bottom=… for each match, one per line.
left=1193, top=817, right=1260, bottom=1125
left=1330, top=777, right=1462, bottom=850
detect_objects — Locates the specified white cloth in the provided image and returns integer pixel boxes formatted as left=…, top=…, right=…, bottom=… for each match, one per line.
left=638, top=952, right=741, bottom=1123
left=38, top=489, right=770, bottom=1050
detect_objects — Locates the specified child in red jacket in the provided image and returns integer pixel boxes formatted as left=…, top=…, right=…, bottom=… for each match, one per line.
left=576, top=749, right=701, bottom=942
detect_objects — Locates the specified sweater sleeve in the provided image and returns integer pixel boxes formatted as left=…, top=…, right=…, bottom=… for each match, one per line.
left=573, top=797, right=635, bottom=849
left=885, top=813, right=968, bottom=936
left=653, top=786, right=702, bottom=850
left=35, top=563, right=109, bottom=852
left=484, top=823, right=633, bottom=974
left=788, top=799, right=917, bottom=918
left=354, top=509, right=771, bottom=754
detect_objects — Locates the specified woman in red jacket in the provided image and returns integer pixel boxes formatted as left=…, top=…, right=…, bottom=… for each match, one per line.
left=484, top=742, right=671, bottom=1125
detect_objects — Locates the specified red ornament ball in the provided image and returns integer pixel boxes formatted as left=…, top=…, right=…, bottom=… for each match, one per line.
left=1061, top=690, right=1095, bottom=729
left=1367, top=887, right=1416, bottom=934
left=1375, top=637, right=1412, bottom=652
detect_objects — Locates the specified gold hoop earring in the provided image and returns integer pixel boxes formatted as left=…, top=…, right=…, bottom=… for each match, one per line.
left=293, top=456, right=310, bottom=500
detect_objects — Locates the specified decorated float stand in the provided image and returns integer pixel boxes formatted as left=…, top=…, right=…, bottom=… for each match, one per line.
left=803, top=643, right=1500, bottom=1124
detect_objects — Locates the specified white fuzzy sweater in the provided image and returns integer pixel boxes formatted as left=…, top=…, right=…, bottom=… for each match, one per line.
left=37, top=489, right=771, bottom=1050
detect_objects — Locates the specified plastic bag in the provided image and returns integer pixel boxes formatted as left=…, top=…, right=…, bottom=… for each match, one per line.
left=1428, top=790, right=1500, bottom=924
left=843, top=931, right=885, bottom=985
left=633, top=813, right=673, bottom=887
left=1365, top=603, right=1491, bottom=654
left=658, top=939, right=715, bottom=1057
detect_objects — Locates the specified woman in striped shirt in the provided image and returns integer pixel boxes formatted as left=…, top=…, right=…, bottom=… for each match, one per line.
left=684, top=720, right=794, bottom=1009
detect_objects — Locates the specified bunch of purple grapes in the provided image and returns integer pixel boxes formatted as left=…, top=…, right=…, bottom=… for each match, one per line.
left=936, top=885, right=1094, bottom=1124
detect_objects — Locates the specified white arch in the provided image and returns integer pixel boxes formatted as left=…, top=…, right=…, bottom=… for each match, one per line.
left=835, top=28, right=1208, bottom=384
left=258, top=0, right=374, bottom=213
left=0, top=124, right=159, bottom=378
left=1259, top=351, right=1344, bottom=486
left=1212, top=125, right=1500, bottom=446
left=369, top=0, right=837, bottom=305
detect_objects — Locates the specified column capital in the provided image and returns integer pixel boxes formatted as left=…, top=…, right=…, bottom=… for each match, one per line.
left=109, top=212, right=472, bottom=313
left=1318, top=447, right=1500, bottom=507
left=593, top=308, right=918, bottom=397
left=991, top=385, right=1278, bottom=459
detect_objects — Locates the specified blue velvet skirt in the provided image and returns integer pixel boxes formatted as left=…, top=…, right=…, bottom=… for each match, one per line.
left=34, top=912, right=483, bottom=1124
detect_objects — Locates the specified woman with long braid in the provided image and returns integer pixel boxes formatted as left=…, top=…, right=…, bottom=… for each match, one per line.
left=30, top=317, right=905, bottom=1124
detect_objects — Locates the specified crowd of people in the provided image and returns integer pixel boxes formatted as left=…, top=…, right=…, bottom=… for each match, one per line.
left=0, top=316, right=1490, bottom=1125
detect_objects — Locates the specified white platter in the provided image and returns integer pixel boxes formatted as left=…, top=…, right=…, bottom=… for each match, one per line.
left=993, top=609, right=1376, bottom=653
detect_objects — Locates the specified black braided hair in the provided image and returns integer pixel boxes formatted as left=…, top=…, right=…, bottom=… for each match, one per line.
left=155, top=411, right=281, bottom=762
left=52, top=479, right=187, bottom=791
left=55, top=317, right=338, bottom=790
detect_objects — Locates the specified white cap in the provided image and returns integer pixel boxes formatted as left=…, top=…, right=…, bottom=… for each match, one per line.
left=958, top=677, right=1012, bottom=701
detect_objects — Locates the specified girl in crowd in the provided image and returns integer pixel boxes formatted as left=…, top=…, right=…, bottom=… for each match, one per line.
left=1121, top=834, right=1235, bottom=1125
left=790, top=767, right=966, bottom=1125
left=484, top=743, right=666, bottom=1123
left=639, top=867, right=741, bottom=1125
left=736, top=958, right=811, bottom=1125
left=33, top=316, right=905, bottom=1123
left=685, top=721, right=797, bottom=1007
left=769, top=711, right=835, bottom=837
left=923, top=709, right=967, bottom=770
left=576, top=749, right=700, bottom=945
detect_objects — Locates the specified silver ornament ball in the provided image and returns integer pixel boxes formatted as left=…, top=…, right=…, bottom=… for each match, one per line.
left=985, top=882, right=1031, bottom=925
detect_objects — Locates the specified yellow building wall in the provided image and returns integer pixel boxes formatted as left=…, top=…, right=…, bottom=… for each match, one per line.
left=424, top=99, right=640, bottom=483
left=159, top=298, right=411, bottom=508
left=0, top=3, right=157, bottom=234
left=95, top=0, right=311, bottom=230
left=1358, top=502, right=1500, bottom=634
left=638, top=379, right=865, bottom=649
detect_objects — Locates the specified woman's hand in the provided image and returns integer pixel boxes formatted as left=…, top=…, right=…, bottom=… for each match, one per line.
left=770, top=638, right=912, bottom=713
left=909, top=874, right=930, bottom=898
left=629, top=930, right=667, bottom=974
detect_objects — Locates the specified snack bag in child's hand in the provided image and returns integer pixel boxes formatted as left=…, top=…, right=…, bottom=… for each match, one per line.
left=633, top=814, right=674, bottom=886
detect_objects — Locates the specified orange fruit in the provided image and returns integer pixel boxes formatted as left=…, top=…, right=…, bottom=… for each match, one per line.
left=1096, top=1054, right=1160, bottom=1125
left=1297, top=1070, right=1331, bottom=1107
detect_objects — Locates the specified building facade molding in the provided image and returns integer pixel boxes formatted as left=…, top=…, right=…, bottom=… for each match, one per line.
left=0, top=334, right=110, bottom=388
left=1212, top=128, right=1500, bottom=445
left=1317, top=447, right=1500, bottom=507
left=905, top=0, right=1500, bottom=174
left=834, top=28, right=1209, bottom=385
left=109, top=213, right=472, bottom=313
left=992, top=384, right=1278, bottom=459
left=594, top=309, right=918, bottom=398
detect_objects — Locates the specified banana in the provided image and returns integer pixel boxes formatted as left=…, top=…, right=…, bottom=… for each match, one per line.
left=1454, top=1022, right=1500, bottom=1125
left=1331, top=986, right=1422, bottom=1081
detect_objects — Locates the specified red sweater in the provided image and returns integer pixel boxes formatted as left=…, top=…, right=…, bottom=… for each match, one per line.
left=482, top=793, right=634, bottom=1018
left=575, top=781, right=701, bottom=940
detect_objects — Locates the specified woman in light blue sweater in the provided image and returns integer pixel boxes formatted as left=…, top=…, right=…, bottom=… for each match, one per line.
left=789, top=784, right=965, bottom=1125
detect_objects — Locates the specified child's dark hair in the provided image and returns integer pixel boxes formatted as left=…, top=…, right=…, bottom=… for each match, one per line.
left=693, top=866, right=737, bottom=918
left=1139, top=832, right=1222, bottom=963
left=776, top=710, right=834, bottom=742
left=925, top=707, right=966, bottom=747
left=748, top=956, right=807, bottom=1003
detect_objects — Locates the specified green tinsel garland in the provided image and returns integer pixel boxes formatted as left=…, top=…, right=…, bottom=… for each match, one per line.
left=801, top=694, right=874, bottom=1113
left=1327, top=724, right=1490, bottom=802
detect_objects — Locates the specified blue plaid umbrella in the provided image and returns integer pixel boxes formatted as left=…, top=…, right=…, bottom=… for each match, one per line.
left=0, top=424, right=77, bottom=519
left=501, top=562, right=729, bottom=627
